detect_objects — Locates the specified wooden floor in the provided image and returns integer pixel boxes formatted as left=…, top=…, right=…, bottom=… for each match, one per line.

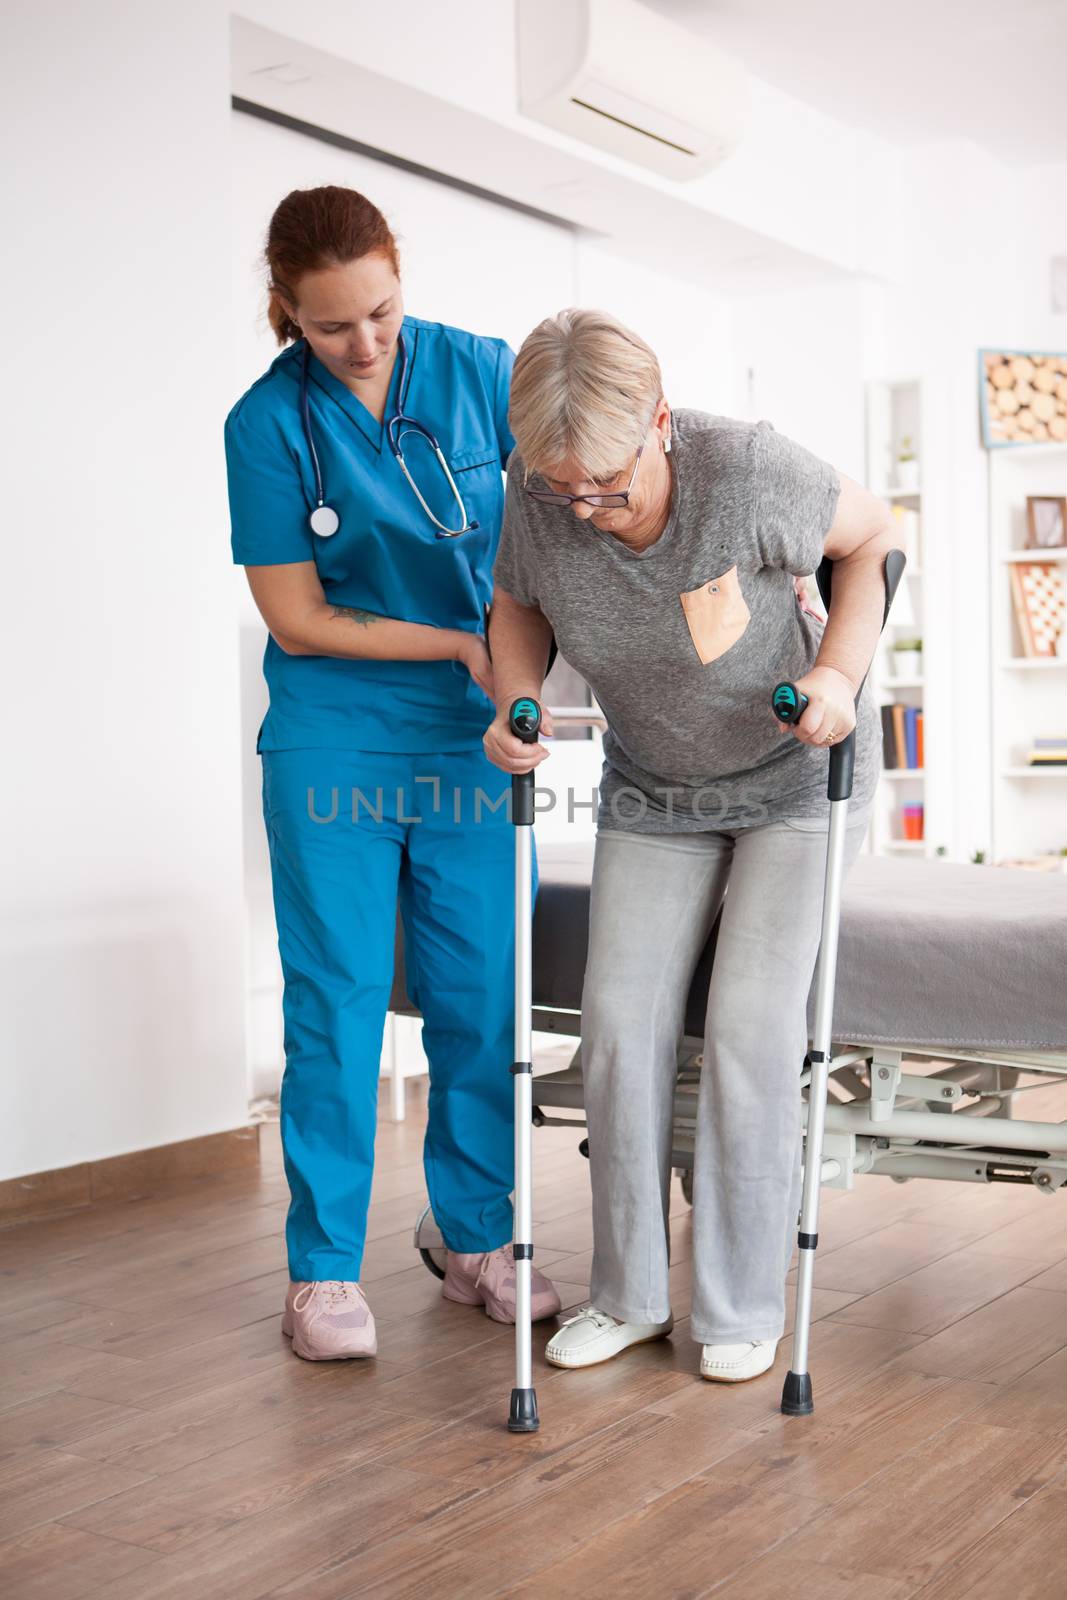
left=3, top=1067, right=1067, bottom=1600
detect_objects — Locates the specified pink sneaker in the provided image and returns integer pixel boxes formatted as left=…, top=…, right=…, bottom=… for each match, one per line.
left=442, top=1247, right=562, bottom=1324
left=282, top=1281, right=377, bottom=1361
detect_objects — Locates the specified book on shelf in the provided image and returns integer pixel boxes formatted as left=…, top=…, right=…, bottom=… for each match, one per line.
left=880, top=703, right=924, bottom=769
left=1027, top=736, right=1067, bottom=766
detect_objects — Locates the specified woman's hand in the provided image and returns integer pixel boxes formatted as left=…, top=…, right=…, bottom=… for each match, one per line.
left=776, top=664, right=856, bottom=748
left=483, top=704, right=556, bottom=774
left=455, top=632, right=495, bottom=700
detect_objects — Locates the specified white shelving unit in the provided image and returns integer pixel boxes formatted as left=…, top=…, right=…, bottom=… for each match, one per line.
left=988, top=439, right=1067, bottom=861
left=864, top=379, right=943, bottom=856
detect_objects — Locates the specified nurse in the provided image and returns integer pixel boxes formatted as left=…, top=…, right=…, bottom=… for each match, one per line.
left=224, top=184, right=560, bottom=1361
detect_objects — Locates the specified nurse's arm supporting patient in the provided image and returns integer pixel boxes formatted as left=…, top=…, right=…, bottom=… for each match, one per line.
left=244, top=558, right=494, bottom=698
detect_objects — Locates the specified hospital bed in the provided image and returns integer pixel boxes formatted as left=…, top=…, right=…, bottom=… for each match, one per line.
left=411, top=839, right=1067, bottom=1258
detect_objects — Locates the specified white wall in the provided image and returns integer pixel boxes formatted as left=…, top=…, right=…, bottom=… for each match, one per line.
left=729, top=280, right=871, bottom=474
left=1, top=0, right=248, bottom=1177
left=1016, top=160, right=1067, bottom=349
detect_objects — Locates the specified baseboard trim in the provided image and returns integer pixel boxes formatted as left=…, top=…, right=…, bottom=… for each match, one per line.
left=0, top=1125, right=261, bottom=1225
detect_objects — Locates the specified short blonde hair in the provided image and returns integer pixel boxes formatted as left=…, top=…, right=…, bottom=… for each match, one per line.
left=508, top=308, right=664, bottom=480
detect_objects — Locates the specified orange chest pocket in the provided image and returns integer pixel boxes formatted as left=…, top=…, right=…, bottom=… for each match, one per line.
left=679, top=564, right=751, bottom=665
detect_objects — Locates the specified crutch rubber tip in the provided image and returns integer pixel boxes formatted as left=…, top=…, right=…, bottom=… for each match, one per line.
left=781, top=1371, right=813, bottom=1416
left=507, top=1387, right=540, bottom=1433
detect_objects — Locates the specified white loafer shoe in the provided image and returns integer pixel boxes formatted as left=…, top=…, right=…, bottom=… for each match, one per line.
left=546, top=1305, right=673, bottom=1369
left=700, top=1338, right=779, bottom=1383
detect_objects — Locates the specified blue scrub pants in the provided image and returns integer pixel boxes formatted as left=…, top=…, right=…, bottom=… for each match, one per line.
left=261, top=746, right=531, bottom=1282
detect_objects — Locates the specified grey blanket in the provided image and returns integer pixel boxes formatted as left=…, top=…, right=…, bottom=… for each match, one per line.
left=527, top=845, right=1067, bottom=1052
left=824, top=854, right=1067, bottom=1050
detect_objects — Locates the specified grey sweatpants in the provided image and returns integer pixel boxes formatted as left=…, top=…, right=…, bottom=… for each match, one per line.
left=579, top=807, right=871, bottom=1346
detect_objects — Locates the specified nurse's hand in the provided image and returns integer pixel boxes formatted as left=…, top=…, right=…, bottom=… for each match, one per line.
left=455, top=633, right=495, bottom=700
left=483, top=705, right=555, bottom=774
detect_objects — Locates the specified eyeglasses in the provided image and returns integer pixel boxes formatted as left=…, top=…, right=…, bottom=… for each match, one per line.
left=525, top=443, right=645, bottom=509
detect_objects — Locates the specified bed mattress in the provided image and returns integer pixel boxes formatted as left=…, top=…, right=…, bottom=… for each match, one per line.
left=530, top=843, right=1067, bottom=1052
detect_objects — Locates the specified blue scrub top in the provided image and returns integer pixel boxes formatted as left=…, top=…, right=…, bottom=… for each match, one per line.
left=224, top=315, right=515, bottom=753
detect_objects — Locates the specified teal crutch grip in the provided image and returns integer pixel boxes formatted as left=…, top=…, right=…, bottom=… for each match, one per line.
left=508, top=698, right=542, bottom=742
left=771, top=681, right=808, bottom=724
left=508, top=697, right=542, bottom=827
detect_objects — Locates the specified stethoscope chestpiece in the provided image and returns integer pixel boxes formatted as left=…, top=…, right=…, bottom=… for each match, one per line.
left=309, top=503, right=340, bottom=538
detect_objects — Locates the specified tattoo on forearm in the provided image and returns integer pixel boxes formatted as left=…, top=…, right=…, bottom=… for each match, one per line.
left=330, top=605, right=380, bottom=628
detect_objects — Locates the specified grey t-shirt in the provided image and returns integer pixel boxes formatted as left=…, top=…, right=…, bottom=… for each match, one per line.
left=492, top=409, right=881, bottom=833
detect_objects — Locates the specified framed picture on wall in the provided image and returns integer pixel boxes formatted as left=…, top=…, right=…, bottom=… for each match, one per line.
left=1027, top=495, right=1067, bottom=550
left=1009, top=560, right=1066, bottom=658
left=979, top=349, right=1067, bottom=448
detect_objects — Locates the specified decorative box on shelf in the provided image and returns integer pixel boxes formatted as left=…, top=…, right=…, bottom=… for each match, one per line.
left=899, top=802, right=924, bottom=841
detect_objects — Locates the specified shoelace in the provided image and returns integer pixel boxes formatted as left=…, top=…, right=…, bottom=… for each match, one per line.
left=322, top=1280, right=363, bottom=1307
left=475, top=1246, right=513, bottom=1287
left=293, top=1280, right=363, bottom=1312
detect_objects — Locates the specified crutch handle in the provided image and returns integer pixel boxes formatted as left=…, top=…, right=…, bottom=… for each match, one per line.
left=508, top=698, right=542, bottom=742
left=508, top=698, right=542, bottom=827
left=771, top=682, right=808, bottom=724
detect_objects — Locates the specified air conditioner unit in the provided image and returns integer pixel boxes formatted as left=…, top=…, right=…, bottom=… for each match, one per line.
left=516, top=0, right=749, bottom=181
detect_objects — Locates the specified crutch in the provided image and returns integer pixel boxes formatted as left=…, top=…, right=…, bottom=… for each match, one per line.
left=770, top=548, right=905, bottom=1416
left=505, top=695, right=542, bottom=1433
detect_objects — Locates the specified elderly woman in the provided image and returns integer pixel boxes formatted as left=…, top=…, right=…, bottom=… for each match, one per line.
left=484, top=309, right=895, bottom=1384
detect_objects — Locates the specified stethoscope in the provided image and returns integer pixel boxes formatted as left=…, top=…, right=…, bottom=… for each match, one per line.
left=300, top=334, right=479, bottom=540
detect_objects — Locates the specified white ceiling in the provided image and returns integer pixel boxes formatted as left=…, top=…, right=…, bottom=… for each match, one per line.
left=234, top=18, right=862, bottom=298
left=645, top=0, right=1067, bottom=168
